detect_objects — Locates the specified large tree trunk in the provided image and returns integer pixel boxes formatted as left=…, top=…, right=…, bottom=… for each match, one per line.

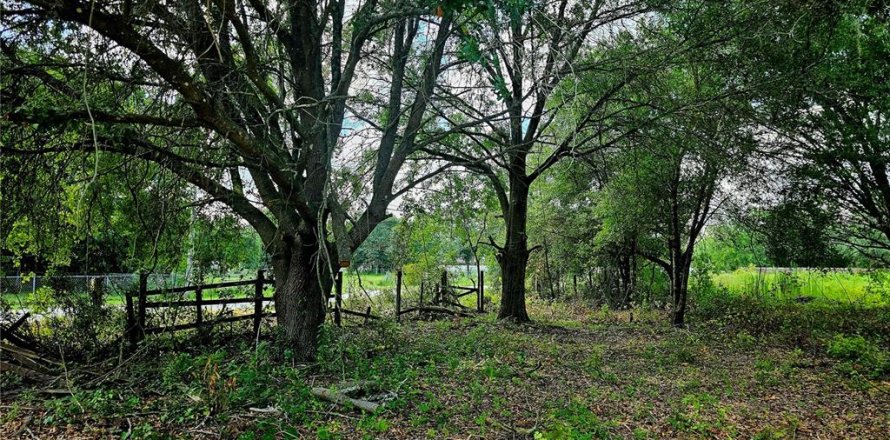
left=497, top=181, right=531, bottom=322
left=271, top=229, right=334, bottom=361
left=498, top=247, right=530, bottom=321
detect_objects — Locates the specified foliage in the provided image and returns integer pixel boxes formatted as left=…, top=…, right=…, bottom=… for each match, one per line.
left=691, top=286, right=890, bottom=347
left=826, top=334, right=889, bottom=379
left=183, top=212, right=265, bottom=280
left=1, top=152, right=194, bottom=273
left=5, top=297, right=890, bottom=438
left=352, top=218, right=399, bottom=272
left=748, top=1, right=890, bottom=263
left=694, top=224, right=769, bottom=273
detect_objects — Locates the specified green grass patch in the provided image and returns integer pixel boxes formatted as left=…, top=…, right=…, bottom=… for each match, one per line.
left=712, top=268, right=889, bottom=306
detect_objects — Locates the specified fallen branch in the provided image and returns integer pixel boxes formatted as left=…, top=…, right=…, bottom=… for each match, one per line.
left=0, top=342, right=58, bottom=372
left=340, top=309, right=381, bottom=320
left=337, top=380, right=376, bottom=395
left=0, top=361, right=52, bottom=381
left=6, top=312, right=30, bottom=334
left=0, top=326, right=39, bottom=352
left=12, top=415, right=32, bottom=438
left=84, top=347, right=147, bottom=388
left=311, top=387, right=380, bottom=412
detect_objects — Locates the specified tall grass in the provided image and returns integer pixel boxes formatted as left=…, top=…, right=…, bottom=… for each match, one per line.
left=711, top=267, right=889, bottom=307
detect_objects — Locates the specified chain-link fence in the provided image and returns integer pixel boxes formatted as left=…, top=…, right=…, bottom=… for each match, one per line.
left=0, top=273, right=191, bottom=296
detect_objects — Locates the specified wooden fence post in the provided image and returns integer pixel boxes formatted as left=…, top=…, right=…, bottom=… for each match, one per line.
left=436, top=270, right=448, bottom=304
left=419, top=280, right=425, bottom=305
left=89, top=276, right=102, bottom=308
left=195, top=286, right=203, bottom=334
left=364, top=306, right=371, bottom=325
left=478, top=270, right=485, bottom=313
left=254, top=270, right=264, bottom=335
left=125, top=289, right=136, bottom=350
left=396, top=270, right=402, bottom=322
left=334, top=271, right=342, bottom=327
left=137, top=272, right=147, bottom=343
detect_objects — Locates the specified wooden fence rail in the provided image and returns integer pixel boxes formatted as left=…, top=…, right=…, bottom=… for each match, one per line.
left=393, top=269, right=485, bottom=319
left=127, top=268, right=489, bottom=347
left=125, top=270, right=273, bottom=349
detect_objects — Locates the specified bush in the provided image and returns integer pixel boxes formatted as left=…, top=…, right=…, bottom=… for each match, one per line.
left=691, top=291, right=890, bottom=349
left=826, top=334, right=889, bottom=379
left=6, top=280, right=124, bottom=360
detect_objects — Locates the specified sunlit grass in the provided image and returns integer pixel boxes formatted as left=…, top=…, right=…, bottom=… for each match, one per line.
left=712, top=268, right=889, bottom=307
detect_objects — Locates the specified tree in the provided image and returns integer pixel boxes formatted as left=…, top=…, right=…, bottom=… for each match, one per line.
left=2, top=0, right=463, bottom=359
left=185, top=212, right=265, bottom=280
left=694, top=222, right=769, bottom=273
left=756, top=191, right=850, bottom=268
left=425, top=0, right=656, bottom=321
left=352, top=218, right=398, bottom=273
left=526, top=161, right=605, bottom=301
left=596, top=61, right=755, bottom=325
left=1, top=151, right=194, bottom=274
left=755, top=2, right=890, bottom=262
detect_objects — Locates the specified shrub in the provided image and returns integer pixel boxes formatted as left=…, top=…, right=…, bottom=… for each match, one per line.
left=691, top=292, right=890, bottom=347
left=19, top=281, right=122, bottom=360
left=826, top=334, right=889, bottom=379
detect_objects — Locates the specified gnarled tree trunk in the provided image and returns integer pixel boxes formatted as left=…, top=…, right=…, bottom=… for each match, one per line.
left=270, top=229, right=334, bottom=362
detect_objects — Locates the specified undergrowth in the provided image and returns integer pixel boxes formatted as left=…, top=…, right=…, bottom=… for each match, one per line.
left=2, top=294, right=888, bottom=439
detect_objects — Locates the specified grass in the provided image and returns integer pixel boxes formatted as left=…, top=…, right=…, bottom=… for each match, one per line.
left=711, top=267, right=889, bottom=307
left=2, top=296, right=888, bottom=439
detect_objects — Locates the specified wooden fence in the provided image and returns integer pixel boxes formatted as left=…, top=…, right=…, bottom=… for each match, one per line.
left=126, top=268, right=488, bottom=345
left=331, top=269, right=486, bottom=326
left=125, top=270, right=274, bottom=348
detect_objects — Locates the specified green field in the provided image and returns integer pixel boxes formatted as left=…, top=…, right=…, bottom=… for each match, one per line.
left=711, top=268, right=889, bottom=307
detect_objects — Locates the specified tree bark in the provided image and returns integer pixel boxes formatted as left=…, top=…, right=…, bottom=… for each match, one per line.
left=498, top=248, right=530, bottom=321
left=497, top=181, right=531, bottom=322
left=669, top=255, right=691, bottom=327
left=271, top=229, right=334, bottom=361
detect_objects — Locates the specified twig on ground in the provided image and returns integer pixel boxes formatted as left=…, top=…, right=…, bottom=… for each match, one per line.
left=12, top=415, right=33, bottom=437
left=310, top=387, right=380, bottom=412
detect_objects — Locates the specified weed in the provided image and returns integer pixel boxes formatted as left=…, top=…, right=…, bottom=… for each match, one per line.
left=658, top=334, right=701, bottom=366
left=733, top=330, right=757, bottom=350
left=826, top=334, right=889, bottom=379
left=536, top=399, right=615, bottom=439
left=358, top=415, right=391, bottom=434
left=632, top=427, right=651, bottom=439
left=122, top=423, right=159, bottom=439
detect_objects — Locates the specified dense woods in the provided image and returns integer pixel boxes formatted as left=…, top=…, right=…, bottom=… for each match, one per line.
left=1, top=0, right=889, bottom=438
